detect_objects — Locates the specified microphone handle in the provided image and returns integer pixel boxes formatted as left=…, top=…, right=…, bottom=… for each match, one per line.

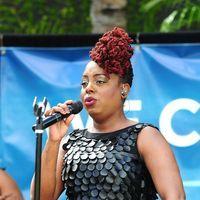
left=32, top=112, right=71, bottom=131
left=42, top=112, right=71, bottom=129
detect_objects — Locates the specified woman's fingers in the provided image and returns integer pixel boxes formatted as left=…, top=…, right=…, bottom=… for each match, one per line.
left=54, top=105, right=69, bottom=115
left=45, top=100, right=74, bottom=117
left=63, top=114, right=75, bottom=126
left=64, top=100, right=73, bottom=105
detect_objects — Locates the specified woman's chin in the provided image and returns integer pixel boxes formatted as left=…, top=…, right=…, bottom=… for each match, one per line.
left=87, top=110, right=102, bottom=120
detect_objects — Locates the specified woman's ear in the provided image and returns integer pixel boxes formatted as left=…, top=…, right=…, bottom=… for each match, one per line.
left=121, top=83, right=130, bottom=99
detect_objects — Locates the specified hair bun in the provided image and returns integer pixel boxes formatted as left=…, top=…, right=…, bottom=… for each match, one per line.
left=90, top=27, right=134, bottom=78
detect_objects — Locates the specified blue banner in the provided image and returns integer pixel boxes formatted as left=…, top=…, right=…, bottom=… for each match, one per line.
left=0, top=44, right=200, bottom=199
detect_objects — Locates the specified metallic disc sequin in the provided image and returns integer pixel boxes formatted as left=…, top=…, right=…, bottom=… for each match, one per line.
left=62, top=124, right=158, bottom=200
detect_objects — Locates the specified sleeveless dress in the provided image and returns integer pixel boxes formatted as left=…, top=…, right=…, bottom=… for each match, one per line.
left=62, top=123, right=158, bottom=200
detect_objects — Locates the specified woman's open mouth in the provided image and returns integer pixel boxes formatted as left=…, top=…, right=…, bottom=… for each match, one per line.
left=84, top=97, right=96, bottom=107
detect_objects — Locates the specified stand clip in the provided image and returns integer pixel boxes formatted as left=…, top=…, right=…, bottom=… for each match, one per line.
left=33, top=97, right=47, bottom=133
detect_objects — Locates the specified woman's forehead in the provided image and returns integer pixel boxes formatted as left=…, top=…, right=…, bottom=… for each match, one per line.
left=83, top=61, right=105, bottom=76
left=82, top=61, right=121, bottom=83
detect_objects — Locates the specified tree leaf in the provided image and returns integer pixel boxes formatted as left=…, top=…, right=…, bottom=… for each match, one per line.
left=160, top=10, right=178, bottom=32
left=141, top=0, right=164, bottom=12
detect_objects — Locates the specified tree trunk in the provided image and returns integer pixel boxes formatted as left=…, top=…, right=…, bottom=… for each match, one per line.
left=90, top=0, right=127, bottom=33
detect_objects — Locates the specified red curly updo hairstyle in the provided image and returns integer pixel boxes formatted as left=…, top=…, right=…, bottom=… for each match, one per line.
left=90, top=27, right=134, bottom=87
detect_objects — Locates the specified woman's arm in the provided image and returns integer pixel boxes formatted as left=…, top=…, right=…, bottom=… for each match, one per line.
left=0, top=169, right=23, bottom=200
left=137, top=126, right=186, bottom=200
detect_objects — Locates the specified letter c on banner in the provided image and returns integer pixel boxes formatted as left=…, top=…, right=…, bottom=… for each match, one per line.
left=159, top=98, right=200, bottom=147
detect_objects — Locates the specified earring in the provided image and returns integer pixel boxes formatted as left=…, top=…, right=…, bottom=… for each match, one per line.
left=121, top=90, right=127, bottom=96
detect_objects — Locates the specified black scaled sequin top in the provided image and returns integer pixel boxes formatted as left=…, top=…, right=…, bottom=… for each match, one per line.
left=62, top=123, right=158, bottom=200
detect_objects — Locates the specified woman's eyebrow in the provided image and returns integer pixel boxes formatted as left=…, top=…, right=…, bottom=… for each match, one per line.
left=93, top=74, right=107, bottom=77
left=82, top=74, right=107, bottom=78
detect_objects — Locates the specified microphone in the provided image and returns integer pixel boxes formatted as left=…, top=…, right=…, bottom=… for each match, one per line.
left=32, top=101, right=83, bottom=131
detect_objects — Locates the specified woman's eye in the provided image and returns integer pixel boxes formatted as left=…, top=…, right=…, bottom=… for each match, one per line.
left=96, top=80, right=105, bottom=84
left=81, top=81, right=88, bottom=87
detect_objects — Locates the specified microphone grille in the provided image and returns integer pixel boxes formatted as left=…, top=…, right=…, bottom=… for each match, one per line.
left=71, top=101, right=83, bottom=114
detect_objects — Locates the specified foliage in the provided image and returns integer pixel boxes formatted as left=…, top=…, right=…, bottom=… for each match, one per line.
left=159, top=0, right=200, bottom=32
left=0, top=0, right=199, bottom=34
left=0, top=0, right=91, bottom=34
left=127, top=0, right=200, bottom=33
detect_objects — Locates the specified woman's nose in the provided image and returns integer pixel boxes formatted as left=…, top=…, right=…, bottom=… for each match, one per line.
left=85, top=82, right=95, bottom=94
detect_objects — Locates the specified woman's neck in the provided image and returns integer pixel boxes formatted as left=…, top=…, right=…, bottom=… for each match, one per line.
left=90, top=112, right=134, bottom=133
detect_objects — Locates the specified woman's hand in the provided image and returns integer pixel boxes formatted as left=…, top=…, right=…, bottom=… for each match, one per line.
left=45, top=100, right=75, bottom=142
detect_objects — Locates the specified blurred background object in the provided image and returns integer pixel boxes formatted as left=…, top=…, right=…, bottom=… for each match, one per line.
left=0, top=0, right=199, bottom=34
left=90, top=0, right=127, bottom=33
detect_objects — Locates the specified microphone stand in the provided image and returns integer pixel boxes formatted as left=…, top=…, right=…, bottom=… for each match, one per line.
left=32, top=97, right=47, bottom=200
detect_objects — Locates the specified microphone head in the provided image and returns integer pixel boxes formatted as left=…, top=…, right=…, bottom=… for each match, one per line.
left=70, top=101, right=83, bottom=114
